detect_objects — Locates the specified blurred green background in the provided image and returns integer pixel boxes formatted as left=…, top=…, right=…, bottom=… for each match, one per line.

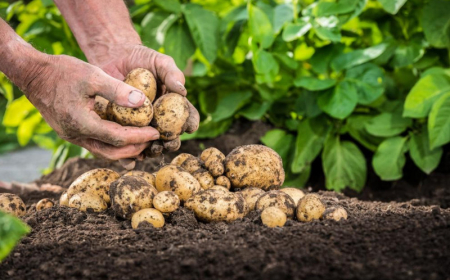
left=1, top=0, right=450, bottom=191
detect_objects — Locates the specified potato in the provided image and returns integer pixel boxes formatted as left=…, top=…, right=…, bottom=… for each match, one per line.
left=171, top=153, right=194, bottom=166
left=155, top=165, right=201, bottom=202
left=36, top=198, right=54, bottom=211
left=200, top=148, right=225, bottom=177
left=131, top=208, right=165, bottom=229
left=67, top=168, right=120, bottom=204
left=261, top=207, right=286, bottom=228
left=180, top=157, right=204, bottom=174
left=59, top=191, right=69, bottom=207
left=215, top=176, right=231, bottom=190
left=296, top=194, right=325, bottom=222
left=153, top=191, right=180, bottom=213
left=94, top=96, right=110, bottom=120
left=193, top=169, right=214, bottom=190
left=239, top=187, right=265, bottom=212
left=255, top=191, right=296, bottom=219
left=109, top=97, right=153, bottom=127
left=152, top=93, right=189, bottom=140
left=185, top=189, right=248, bottom=222
left=0, top=193, right=26, bottom=217
left=209, top=185, right=229, bottom=192
left=225, top=145, right=285, bottom=191
left=280, top=188, right=305, bottom=206
left=68, top=192, right=108, bottom=212
left=124, top=68, right=157, bottom=102
left=123, top=170, right=156, bottom=187
left=323, top=206, right=348, bottom=221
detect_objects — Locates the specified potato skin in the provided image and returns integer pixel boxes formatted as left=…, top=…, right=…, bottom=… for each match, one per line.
left=193, top=169, right=215, bottom=190
left=155, top=165, right=201, bottom=202
left=185, top=189, right=248, bottom=222
left=261, top=207, right=286, bottom=228
left=94, top=96, right=110, bottom=120
left=296, top=194, right=325, bottom=222
left=153, top=191, right=180, bottom=213
left=59, top=191, right=69, bottom=207
left=181, top=157, right=204, bottom=174
left=36, top=198, right=54, bottom=211
left=124, top=68, right=157, bottom=102
left=0, top=193, right=26, bottom=217
left=280, top=188, right=305, bottom=206
left=171, top=153, right=195, bottom=166
left=123, top=170, right=156, bottom=187
left=225, top=145, right=285, bottom=191
left=255, top=191, right=296, bottom=219
left=238, top=187, right=265, bottom=212
left=131, top=208, right=165, bottom=229
left=68, top=193, right=108, bottom=212
left=201, top=148, right=225, bottom=177
left=109, top=97, right=153, bottom=127
left=209, top=185, right=229, bottom=192
left=215, top=176, right=231, bottom=190
left=152, top=93, right=189, bottom=140
left=323, top=206, right=348, bottom=221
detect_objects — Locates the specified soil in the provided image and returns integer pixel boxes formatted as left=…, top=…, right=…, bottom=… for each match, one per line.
left=1, top=120, right=450, bottom=280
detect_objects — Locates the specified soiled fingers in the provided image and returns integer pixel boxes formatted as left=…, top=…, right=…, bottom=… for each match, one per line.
left=81, top=139, right=150, bottom=161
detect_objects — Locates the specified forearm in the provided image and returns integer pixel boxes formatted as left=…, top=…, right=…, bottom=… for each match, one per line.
left=53, top=0, right=141, bottom=66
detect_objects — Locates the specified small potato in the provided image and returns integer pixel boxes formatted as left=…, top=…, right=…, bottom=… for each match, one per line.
left=215, top=176, right=231, bottom=190
left=110, top=176, right=158, bottom=219
left=153, top=191, right=180, bottom=213
left=94, top=96, right=110, bottom=120
left=131, top=208, right=165, bottom=229
left=193, top=169, right=214, bottom=190
left=124, top=68, right=157, bottom=102
left=239, top=187, right=265, bottom=212
left=109, top=97, right=153, bottom=127
left=323, top=206, right=348, bottom=221
left=152, top=93, right=189, bottom=140
left=296, top=194, right=326, bottom=222
left=185, top=189, right=248, bottom=222
left=200, top=148, right=225, bottom=177
left=36, top=198, right=54, bottom=211
left=209, top=185, right=229, bottom=192
left=67, top=168, right=120, bottom=205
left=155, top=165, right=201, bottom=202
left=123, top=170, right=156, bottom=187
left=225, top=145, right=285, bottom=190
left=171, top=153, right=195, bottom=166
left=261, top=207, right=286, bottom=228
left=59, top=191, right=69, bottom=207
left=68, top=192, right=108, bottom=212
left=181, top=157, right=204, bottom=174
left=280, top=188, right=305, bottom=206
left=255, top=191, right=296, bottom=219
left=0, top=193, right=26, bottom=217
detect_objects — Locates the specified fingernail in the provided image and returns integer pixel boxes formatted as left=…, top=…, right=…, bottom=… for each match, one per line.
left=151, top=133, right=160, bottom=140
left=128, top=90, right=144, bottom=105
left=176, top=81, right=186, bottom=91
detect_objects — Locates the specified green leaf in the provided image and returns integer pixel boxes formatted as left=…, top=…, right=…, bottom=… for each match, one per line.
left=17, top=112, right=42, bottom=146
left=346, top=115, right=383, bottom=151
left=310, top=43, right=345, bottom=74
left=373, top=136, right=408, bottom=181
left=155, top=14, right=179, bottom=46
left=331, top=42, right=388, bottom=72
left=273, top=4, right=293, bottom=34
left=32, top=135, right=55, bottom=150
left=273, top=53, right=298, bottom=70
left=0, top=211, right=30, bottom=262
left=2, top=96, right=36, bottom=127
left=183, top=4, right=219, bottom=63
left=403, top=72, right=450, bottom=118
left=239, top=102, right=271, bottom=120
left=428, top=92, right=450, bottom=149
left=295, top=92, right=323, bottom=118
left=409, top=127, right=443, bottom=174
left=315, top=0, right=358, bottom=16
left=282, top=21, right=312, bottom=42
left=248, top=4, right=275, bottom=48
left=181, top=119, right=232, bottom=140
left=252, top=49, right=279, bottom=75
left=391, top=38, right=425, bottom=68
left=163, top=22, right=196, bottom=70
left=378, top=0, right=407, bottom=14
left=318, top=80, right=358, bottom=119
left=322, top=136, right=367, bottom=192
left=261, top=129, right=294, bottom=169
left=154, top=0, right=181, bottom=13
left=365, top=111, right=412, bottom=137
left=422, top=0, right=450, bottom=48
left=141, top=12, right=171, bottom=49
left=211, top=90, right=252, bottom=122
left=294, top=77, right=336, bottom=91
left=345, top=63, right=385, bottom=105
left=283, top=166, right=311, bottom=188
left=314, top=26, right=341, bottom=42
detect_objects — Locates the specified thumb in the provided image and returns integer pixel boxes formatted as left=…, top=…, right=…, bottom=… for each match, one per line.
left=95, top=73, right=146, bottom=108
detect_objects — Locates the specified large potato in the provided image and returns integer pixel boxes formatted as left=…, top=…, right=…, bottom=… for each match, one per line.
left=123, top=170, right=156, bottom=187
left=110, top=176, right=158, bottom=219
left=185, top=189, right=248, bottom=222
left=124, top=68, right=157, bottom=102
left=238, top=187, right=265, bottom=212
left=255, top=191, right=296, bottom=219
left=67, top=168, right=120, bottom=204
left=296, top=194, right=325, bottom=222
left=68, top=192, right=108, bottom=212
left=109, top=97, right=153, bottom=127
left=131, top=208, right=164, bottom=229
left=153, top=191, right=180, bottom=213
left=155, top=165, right=201, bottom=202
left=280, top=188, right=305, bottom=206
left=152, top=93, right=189, bottom=140
left=0, top=193, right=26, bottom=217
left=193, top=169, right=214, bottom=190
left=225, top=145, right=285, bottom=191
left=200, top=148, right=225, bottom=177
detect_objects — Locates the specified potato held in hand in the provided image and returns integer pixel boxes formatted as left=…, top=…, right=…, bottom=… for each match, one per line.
left=0, top=193, right=26, bottom=217
left=255, top=191, right=296, bottom=219
left=124, top=68, right=157, bottom=102
left=155, top=165, right=201, bottom=202
left=152, top=93, right=189, bottom=140
left=109, top=97, right=153, bottom=127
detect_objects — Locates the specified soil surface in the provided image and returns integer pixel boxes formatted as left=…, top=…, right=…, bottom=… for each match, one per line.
left=1, top=120, right=450, bottom=280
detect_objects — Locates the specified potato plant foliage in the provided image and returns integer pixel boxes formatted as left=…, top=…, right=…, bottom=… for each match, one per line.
left=1, top=0, right=450, bottom=191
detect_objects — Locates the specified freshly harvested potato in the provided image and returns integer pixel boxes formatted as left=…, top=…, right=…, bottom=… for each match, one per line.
left=36, top=198, right=54, bottom=211
left=239, top=187, right=265, bottom=212
left=124, top=68, right=157, bottom=102
left=225, top=145, right=285, bottom=191
left=153, top=191, right=180, bottom=213
left=323, top=206, right=348, bottom=221
left=280, top=188, right=305, bottom=206
left=67, top=168, right=120, bottom=204
left=155, top=165, right=201, bottom=202
left=255, top=191, right=296, bottom=219
left=185, top=189, right=248, bottom=222
left=180, top=157, right=204, bottom=174
left=131, top=208, right=165, bottom=229
left=209, top=185, right=229, bottom=192
left=94, top=96, right=110, bottom=120
left=296, top=194, right=326, bottom=222
left=200, top=148, right=225, bottom=177
left=215, top=176, right=231, bottom=190
left=59, top=191, right=69, bottom=207
left=110, top=176, right=158, bottom=219
left=68, top=192, right=108, bottom=212
left=193, top=169, right=214, bottom=190
left=152, top=93, right=189, bottom=140
left=0, top=193, right=26, bottom=217
left=261, top=207, right=286, bottom=228
left=109, top=97, right=153, bottom=127
left=171, top=153, right=195, bottom=166
left=123, top=170, right=156, bottom=187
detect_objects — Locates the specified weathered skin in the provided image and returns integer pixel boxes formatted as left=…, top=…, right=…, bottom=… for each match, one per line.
left=109, top=97, right=153, bottom=127
left=124, top=68, right=157, bottom=102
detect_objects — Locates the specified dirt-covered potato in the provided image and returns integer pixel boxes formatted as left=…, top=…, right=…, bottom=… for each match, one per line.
left=200, top=148, right=225, bottom=177
left=153, top=191, right=180, bottom=213
left=123, top=170, right=156, bottom=187
left=94, top=96, right=110, bottom=120
left=171, top=153, right=195, bottom=166
left=255, top=191, right=296, bottom=219
left=155, top=165, right=201, bottom=202
left=0, top=193, right=26, bottom=217
left=185, top=189, right=247, bottom=222
left=209, top=185, right=229, bottom=192
left=225, top=145, right=285, bottom=191
left=296, top=194, right=326, bottom=222
left=323, top=206, right=348, bottom=221
left=36, top=198, right=54, bottom=211
left=67, top=168, right=120, bottom=204
left=280, top=188, right=305, bottom=206
left=124, top=68, right=157, bottom=102
left=152, top=93, right=189, bottom=140
left=261, top=207, right=286, bottom=228
left=68, top=192, right=108, bottom=212
left=193, top=169, right=214, bottom=190
left=215, top=176, right=231, bottom=190
left=239, top=187, right=265, bottom=212
left=59, top=191, right=69, bottom=207
left=110, top=176, right=158, bottom=219
left=131, top=208, right=165, bottom=229
left=181, top=157, right=204, bottom=174
left=109, top=97, right=153, bottom=127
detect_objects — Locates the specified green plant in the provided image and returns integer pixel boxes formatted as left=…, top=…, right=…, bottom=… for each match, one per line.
left=0, top=211, right=30, bottom=262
